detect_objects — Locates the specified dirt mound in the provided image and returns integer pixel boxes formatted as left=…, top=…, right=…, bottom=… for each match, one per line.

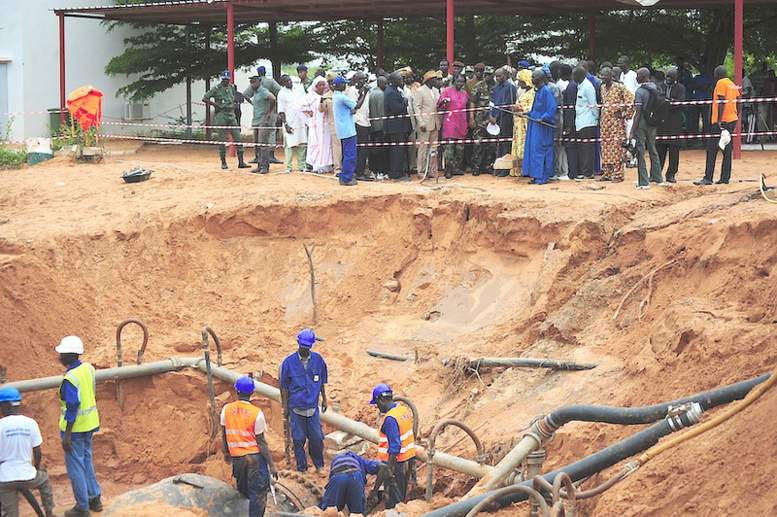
left=1, top=144, right=775, bottom=516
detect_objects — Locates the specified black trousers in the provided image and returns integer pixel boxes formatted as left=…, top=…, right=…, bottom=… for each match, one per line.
left=370, top=131, right=387, bottom=174
left=657, top=143, right=680, bottom=180
left=704, top=123, right=735, bottom=183
left=576, top=126, right=597, bottom=177
left=387, top=132, right=407, bottom=179
left=564, top=130, right=580, bottom=179
left=356, top=125, right=371, bottom=176
left=386, top=460, right=411, bottom=510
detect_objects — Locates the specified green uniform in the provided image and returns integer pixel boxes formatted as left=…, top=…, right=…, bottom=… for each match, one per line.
left=204, top=82, right=244, bottom=159
left=243, top=84, right=276, bottom=171
left=470, top=79, right=497, bottom=173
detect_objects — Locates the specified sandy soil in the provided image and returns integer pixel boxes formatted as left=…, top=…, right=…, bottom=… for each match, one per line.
left=0, top=142, right=775, bottom=516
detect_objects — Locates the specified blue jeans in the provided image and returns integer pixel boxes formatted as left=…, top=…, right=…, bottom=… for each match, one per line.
left=233, top=453, right=269, bottom=517
left=319, top=471, right=366, bottom=513
left=64, top=432, right=101, bottom=510
left=289, top=408, right=325, bottom=471
left=340, top=135, right=357, bottom=182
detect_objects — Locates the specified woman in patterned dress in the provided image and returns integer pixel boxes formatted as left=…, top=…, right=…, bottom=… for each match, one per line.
left=599, top=67, right=634, bottom=182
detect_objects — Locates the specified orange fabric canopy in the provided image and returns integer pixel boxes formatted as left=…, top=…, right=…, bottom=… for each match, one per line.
left=67, top=85, right=104, bottom=132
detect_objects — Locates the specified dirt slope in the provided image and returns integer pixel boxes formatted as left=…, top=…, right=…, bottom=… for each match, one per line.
left=0, top=144, right=774, bottom=516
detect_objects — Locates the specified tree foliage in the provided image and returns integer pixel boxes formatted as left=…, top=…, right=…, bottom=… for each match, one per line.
left=104, top=3, right=777, bottom=100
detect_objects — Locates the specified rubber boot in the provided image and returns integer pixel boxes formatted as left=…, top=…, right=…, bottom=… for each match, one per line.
left=237, top=151, right=250, bottom=169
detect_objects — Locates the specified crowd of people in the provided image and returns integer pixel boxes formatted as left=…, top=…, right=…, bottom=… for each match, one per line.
left=203, top=55, right=763, bottom=188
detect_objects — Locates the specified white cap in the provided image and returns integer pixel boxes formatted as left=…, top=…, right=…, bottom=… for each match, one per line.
left=56, top=335, right=84, bottom=354
left=346, top=71, right=357, bottom=81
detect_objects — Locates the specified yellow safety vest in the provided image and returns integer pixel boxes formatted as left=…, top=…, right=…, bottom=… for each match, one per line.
left=223, top=401, right=262, bottom=457
left=59, top=362, right=99, bottom=433
left=378, top=405, right=416, bottom=462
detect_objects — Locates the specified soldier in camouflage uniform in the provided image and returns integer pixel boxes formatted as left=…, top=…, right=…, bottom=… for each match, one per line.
left=468, top=66, right=497, bottom=175
left=202, top=70, right=250, bottom=170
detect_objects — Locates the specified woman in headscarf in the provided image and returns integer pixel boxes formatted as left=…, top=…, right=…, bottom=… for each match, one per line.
left=511, top=68, right=536, bottom=176
left=437, top=74, right=470, bottom=179
left=300, top=76, right=333, bottom=173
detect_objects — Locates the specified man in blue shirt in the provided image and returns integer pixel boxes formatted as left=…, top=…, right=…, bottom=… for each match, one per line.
left=319, top=450, right=385, bottom=513
left=56, top=335, right=102, bottom=517
left=489, top=67, right=518, bottom=163
left=280, top=329, right=327, bottom=474
left=332, top=76, right=364, bottom=186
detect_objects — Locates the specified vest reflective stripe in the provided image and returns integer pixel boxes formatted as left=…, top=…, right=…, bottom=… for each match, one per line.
left=223, top=401, right=261, bottom=457
left=59, top=363, right=99, bottom=433
left=378, top=405, right=416, bottom=462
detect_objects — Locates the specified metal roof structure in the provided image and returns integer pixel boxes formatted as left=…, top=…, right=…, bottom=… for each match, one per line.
left=54, top=0, right=771, bottom=24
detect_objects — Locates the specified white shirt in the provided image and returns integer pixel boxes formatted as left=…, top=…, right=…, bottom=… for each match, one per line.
left=556, top=78, right=569, bottom=95
left=621, top=69, right=639, bottom=94
left=347, top=86, right=371, bottom=128
left=220, top=403, right=267, bottom=435
left=0, top=414, right=42, bottom=482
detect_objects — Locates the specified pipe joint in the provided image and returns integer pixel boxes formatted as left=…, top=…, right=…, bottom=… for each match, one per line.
left=535, top=415, right=557, bottom=442
left=666, top=402, right=703, bottom=431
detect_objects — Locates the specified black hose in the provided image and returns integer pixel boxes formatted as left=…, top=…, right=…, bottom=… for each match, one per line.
left=543, top=373, right=771, bottom=430
left=423, top=372, right=771, bottom=517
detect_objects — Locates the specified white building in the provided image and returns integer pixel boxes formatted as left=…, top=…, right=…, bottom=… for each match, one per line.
left=0, top=0, right=268, bottom=141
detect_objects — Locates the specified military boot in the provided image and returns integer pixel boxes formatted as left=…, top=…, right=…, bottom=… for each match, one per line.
left=237, top=151, right=251, bottom=169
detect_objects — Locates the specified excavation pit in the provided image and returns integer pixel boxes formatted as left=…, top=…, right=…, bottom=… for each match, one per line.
left=1, top=144, right=776, bottom=516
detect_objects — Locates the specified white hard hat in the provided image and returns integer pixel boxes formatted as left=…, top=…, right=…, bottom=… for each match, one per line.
left=56, top=335, right=84, bottom=354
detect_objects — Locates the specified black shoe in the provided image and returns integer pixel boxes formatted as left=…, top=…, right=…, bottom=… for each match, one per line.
left=445, top=172, right=452, bottom=179
left=715, top=179, right=729, bottom=184
left=452, top=171, right=465, bottom=176
left=391, top=176, right=411, bottom=182
left=65, top=506, right=90, bottom=517
left=472, top=171, right=481, bottom=176
left=693, top=178, right=713, bottom=185
left=666, top=176, right=676, bottom=183
left=269, top=157, right=283, bottom=164
left=220, top=162, right=228, bottom=170
left=355, top=175, right=374, bottom=182
left=249, top=157, right=259, bottom=164
left=89, top=496, right=103, bottom=512
left=237, top=162, right=251, bottom=169
left=339, top=178, right=358, bottom=186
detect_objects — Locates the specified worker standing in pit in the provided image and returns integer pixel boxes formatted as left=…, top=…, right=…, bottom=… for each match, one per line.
left=56, top=335, right=102, bottom=517
left=279, top=329, right=327, bottom=475
left=318, top=450, right=387, bottom=514
left=371, top=383, right=416, bottom=509
left=221, top=375, right=278, bottom=517
left=0, top=387, right=58, bottom=517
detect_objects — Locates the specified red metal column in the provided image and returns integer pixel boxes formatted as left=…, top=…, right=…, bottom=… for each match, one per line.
left=205, top=26, right=212, bottom=140
left=588, top=12, right=596, bottom=59
left=447, top=0, right=454, bottom=74
left=227, top=1, right=235, bottom=80
left=58, top=12, right=66, bottom=127
left=377, top=19, right=383, bottom=69
left=734, top=0, right=743, bottom=159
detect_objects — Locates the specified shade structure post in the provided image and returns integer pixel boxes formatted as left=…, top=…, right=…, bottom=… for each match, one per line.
left=734, top=0, right=743, bottom=159
left=58, top=12, right=66, bottom=128
left=377, top=19, right=384, bottom=69
left=588, top=12, right=596, bottom=59
left=447, top=0, right=454, bottom=74
left=226, top=1, right=236, bottom=157
left=205, top=26, right=212, bottom=140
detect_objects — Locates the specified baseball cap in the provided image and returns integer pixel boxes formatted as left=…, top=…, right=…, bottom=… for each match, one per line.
left=333, top=76, right=349, bottom=85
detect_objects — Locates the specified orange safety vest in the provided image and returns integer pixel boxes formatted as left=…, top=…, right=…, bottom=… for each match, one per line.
left=223, top=401, right=262, bottom=457
left=378, top=405, right=416, bottom=462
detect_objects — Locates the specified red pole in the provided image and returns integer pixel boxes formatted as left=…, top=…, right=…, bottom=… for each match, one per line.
left=58, top=12, right=66, bottom=128
left=205, top=26, right=212, bottom=141
left=377, top=19, right=383, bottom=69
left=588, top=12, right=596, bottom=59
left=227, top=1, right=235, bottom=80
left=734, top=0, right=743, bottom=159
left=447, top=0, right=454, bottom=75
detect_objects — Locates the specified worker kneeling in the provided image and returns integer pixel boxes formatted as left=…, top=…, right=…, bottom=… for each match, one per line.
left=371, top=383, right=415, bottom=509
left=319, top=451, right=387, bottom=514
left=0, top=387, right=58, bottom=517
left=221, top=376, right=279, bottom=517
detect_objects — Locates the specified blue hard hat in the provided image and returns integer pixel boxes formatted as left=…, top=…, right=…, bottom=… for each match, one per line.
left=370, top=383, right=392, bottom=405
left=234, top=375, right=255, bottom=394
left=220, top=70, right=231, bottom=79
left=297, top=328, right=316, bottom=348
left=257, top=66, right=266, bottom=74
left=0, top=387, right=22, bottom=405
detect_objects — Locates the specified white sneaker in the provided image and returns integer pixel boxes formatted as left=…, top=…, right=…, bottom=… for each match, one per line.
left=556, top=174, right=571, bottom=181
left=635, top=184, right=650, bottom=189
left=656, top=182, right=669, bottom=186
left=549, top=175, right=559, bottom=181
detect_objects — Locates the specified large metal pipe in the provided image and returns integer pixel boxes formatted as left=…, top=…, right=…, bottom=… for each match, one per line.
left=2, top=358, right=491, bottom=480
left=466, top=372, right=772, bottom=495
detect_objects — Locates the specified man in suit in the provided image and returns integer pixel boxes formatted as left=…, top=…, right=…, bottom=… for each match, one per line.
left=413, top=71, right=441, bottom=178
left=384, top=73, right=413, bottom=182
